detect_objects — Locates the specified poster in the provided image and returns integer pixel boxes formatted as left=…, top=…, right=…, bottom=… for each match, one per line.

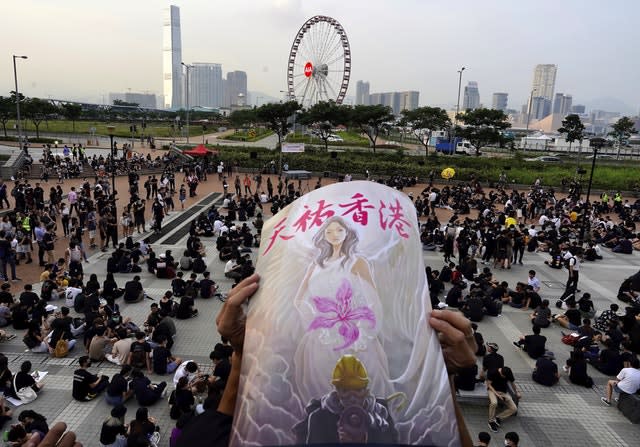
left=232, top=181, right=459, bottom=446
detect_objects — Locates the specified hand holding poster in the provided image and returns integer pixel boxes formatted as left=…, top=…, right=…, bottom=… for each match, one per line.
left=232, top=181, right=461, bottom=446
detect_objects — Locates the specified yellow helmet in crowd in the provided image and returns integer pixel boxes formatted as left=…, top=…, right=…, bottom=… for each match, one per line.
left=331, top=355, right=369, bottom=390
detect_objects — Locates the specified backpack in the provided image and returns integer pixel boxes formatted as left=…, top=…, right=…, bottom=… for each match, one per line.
left=73, top=293, right=86, bottom=313
left=53, top=339, right=69, bottom=358
left=130, top=346, right=146, bottom=368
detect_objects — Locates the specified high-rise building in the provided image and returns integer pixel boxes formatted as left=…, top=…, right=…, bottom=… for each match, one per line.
left=368, top=91, right=419, bottom=115
left=225, top=71, right=248, bottom=107
left=356, top=81, right=370, bottom=105
left=162, top=5, right=183, bottom=109
left=492, top=93, right=508, bottom=112
left=188, top=63, right=223, bottom=109
left=529, top=64, right=557, bottom=119
left=553, top=93, right=572, bottom=116
left=462, top=81, right=480, bottom=110
left=571, top=104, right=586, bottom=114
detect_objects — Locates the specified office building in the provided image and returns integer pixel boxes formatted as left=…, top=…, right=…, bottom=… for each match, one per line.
left=225, top=71, right=248, bottom=107
left=529, top=64, right=557, bottom=119
left=462, top=81, right=480, bottom=110
left=553, top=93, right=573, bottom=116
left=571, top=104, right=586, bottom=114
left=530, top=97, right=548, bottom=121
left=492, top=93, right=508, bottom=112
left=369, top=91, right=419, bottom=115
left=189, top=63, right=223, bottom=108
left=356, top=81, right=370, bottom=105
left=162, top=5, right=183, bottom=109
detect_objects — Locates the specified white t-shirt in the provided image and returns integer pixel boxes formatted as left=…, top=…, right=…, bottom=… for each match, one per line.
left=173, top=360, right=197, bottom=386
left=617, top=367, right=640, bottom=394
left=224, top=259, right=237, bottom=274
left=65, top=286, right=83, bottom=307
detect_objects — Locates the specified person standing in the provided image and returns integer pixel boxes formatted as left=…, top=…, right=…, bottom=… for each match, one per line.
left=152, top=198, right=164, bottom=233
left=559, top=248, right=579, bottom=302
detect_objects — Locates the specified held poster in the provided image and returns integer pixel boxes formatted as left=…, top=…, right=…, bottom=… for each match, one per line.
left=232, top=181, right=460, bottom=446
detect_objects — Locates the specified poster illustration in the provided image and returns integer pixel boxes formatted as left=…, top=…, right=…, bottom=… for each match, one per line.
left=232, top=181, right=460, bottom=446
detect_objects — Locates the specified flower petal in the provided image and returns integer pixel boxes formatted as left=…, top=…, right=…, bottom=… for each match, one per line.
left=345, top=306, right=376, bottom=328
left=309, top=316, right=340, bottom=331
left=334, top=321, right=359, bottom=351
left=336, top=279, right=353, bottom=310
left=311, top=295, right=339, bottom=313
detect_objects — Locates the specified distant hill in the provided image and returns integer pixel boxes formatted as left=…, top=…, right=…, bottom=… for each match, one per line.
left=583, top=97, right=636, bottom=115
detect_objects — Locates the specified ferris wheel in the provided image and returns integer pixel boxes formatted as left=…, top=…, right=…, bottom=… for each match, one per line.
left=287, top=15, right=351, bottom=108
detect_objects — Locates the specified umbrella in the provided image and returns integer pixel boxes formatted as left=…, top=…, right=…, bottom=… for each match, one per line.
left=441, top=167, right=455, bottom=179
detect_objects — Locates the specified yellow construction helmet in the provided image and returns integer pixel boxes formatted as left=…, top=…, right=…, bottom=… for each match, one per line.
left=331, top=355, right=369, bottom=390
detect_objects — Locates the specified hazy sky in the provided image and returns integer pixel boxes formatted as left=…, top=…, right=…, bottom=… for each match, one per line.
left=1, top=0, right=639, bottom=112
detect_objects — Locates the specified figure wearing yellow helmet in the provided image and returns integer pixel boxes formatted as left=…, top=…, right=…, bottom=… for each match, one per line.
left=294, top=355, right=398, bottom=444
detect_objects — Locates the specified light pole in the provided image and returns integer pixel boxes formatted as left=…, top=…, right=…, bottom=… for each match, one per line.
left=279, top=90, right=297, bottom=136
left=524, top=88, right=536, bottom=150
left=107, top=126, right=116, bottom=197
left=181, top=62, right=192, bottom=144
left=12, top=55, right=28, bottom=153
left=450, top=66, right=465, bottom=154
left=578, top=137, right=605, bottom=245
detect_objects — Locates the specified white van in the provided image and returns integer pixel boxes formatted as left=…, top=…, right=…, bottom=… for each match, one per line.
left=455, top=140, right=480, bottom=155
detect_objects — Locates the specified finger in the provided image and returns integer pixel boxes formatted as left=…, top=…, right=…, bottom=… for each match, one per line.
left=56, top=431, right=78, bottom=447
left=431, top=310, right=473, bottom=336
left=226, top=274, right=260, bottom=307
left=24, top=422, right=67, bottom=447
left=429, top=314, right=466, bottom=346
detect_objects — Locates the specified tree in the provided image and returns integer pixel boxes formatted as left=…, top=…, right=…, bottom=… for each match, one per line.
left=609, top=116, right=638, bottom=159
left=0, top=96, right=13, bottom=138
left=350, top=104, right=395, bottom=153
left=256, top=101, right=301, bottom=150
left=22, top=98, right=57, bottom=138
left=228, top=108, right=257, bottom=128
left=399, top=106, right=450, bottom=156
left=557, top=114, right=585, bottom=153
left=61, top=103, right=83, bottom=133
left=455, top=108, right=511, bottom=153
left=298, top=100, right=351, bottom=151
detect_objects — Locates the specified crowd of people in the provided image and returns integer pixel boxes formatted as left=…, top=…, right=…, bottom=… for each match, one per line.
left=2, top=145, right=640, bottom=445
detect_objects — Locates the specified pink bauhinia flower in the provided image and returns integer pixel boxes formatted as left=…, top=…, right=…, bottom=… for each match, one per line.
left=308, top=278, right=376, bottom=350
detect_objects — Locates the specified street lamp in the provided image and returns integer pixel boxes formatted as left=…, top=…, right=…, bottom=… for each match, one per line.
left=578, top=137, right=606, bottom=245
left=107, top=125, right=117, bottom=213
left=524, top=88, right=536, bottom=150
left=450, top=66, right=465, bottom=154
left=12, top=55, right=28, bottom=153
left=181, top=62, right=192, bottom=144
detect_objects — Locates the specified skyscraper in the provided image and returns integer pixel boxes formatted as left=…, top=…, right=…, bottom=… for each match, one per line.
left=553, top=93, right=572, bottom=116
left=530, top=64, right=557, bottom=119
left=162, top=5, right=183, bottom=109
left=368, top=91, right=419, bottom=115
left=462, top=81, right=480, bottom=110
left=190, top=63, right=223, bottom=108
left=492, top=93, right=508, bottom=112
left=356, top=81, right=370, bottom=105
left=225, top=71, right=248, bottom=107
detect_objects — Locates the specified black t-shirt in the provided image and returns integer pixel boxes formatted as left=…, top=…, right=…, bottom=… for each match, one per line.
left=524, top=334, right=547, bottom=359
left=482, top=352, right=504, bottom=372
left=100, top=421, right=126, bottom=445
left=487, top=368, right=512, bottom=393
left=19, top=291, right=39, bottom=309
left=106, top=373, right=129, bottom=397
left=533, top=357, right=558, bottom=386
left=123, top=280, right=142, bottom=301
left=73, top=368, right=97, bottom=400
left=565, top=308, right=582, bottom=327
left=527, top=292, right=542, bottom=309
left=152, top=346, right=172, bottom=374
left=176, top=410, right=232, bottom=447
left=200, top=279, right=215, bottom=298
left=0, top=291, right=13, bottom=305
left=213, top=358, right=231, bottom=383
left=129, top=341, right=151, bottom=368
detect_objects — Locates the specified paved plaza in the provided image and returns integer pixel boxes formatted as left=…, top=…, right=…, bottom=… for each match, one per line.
left=0, top=185, right=639, bottom=446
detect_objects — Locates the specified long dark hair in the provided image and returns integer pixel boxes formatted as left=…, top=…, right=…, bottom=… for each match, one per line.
left=313, top=216, right=358, bottom=269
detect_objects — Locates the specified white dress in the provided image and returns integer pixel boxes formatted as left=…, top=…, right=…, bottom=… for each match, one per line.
left=294, top=255, right=392, bottom=404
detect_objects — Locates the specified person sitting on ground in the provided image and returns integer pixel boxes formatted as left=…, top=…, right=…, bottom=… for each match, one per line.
left=130, top=368, right=167, bottom=407
left=72, top=356, right=109, bottom=401
left=88, top=326, right=116, bottom=362
left=532, top=351, right=559, bottom=386
left=176, top=292, right=198, bottom=320
left=99, top=405, right=128, bottom=447
left=577, top=293, right=596, bottom=319
left=587, top=338, right=624, bottom=376
left=564, top=350, right=593, bottom=388
left=104, top=365, right=134, bottom=407
left=530, top=299, right=552, bottom=328
left=17, top=409, right=49, bottom=440
left=513, top=324, right=547, bottom=359
left=170, top=376, right=195, bottom=420
left=12, top=361, right=44, bottom=401
left=617, top=277, right=639, bottom=305
left=172, top=272, right=187, bottom=298
left=471, top=323, right=486, bottom=356
left=152, top=335, right=182, bottom=375
left=102, top=272, right=124, bottom=301
left=123, top=276, right=145, bottom=303
left=552, top=298, right=582, bottom=330
left=106, top=328, right=133, bottom=366
left=128, top=331, right=152, bottom=374
left=128, top=407, right=159, bottom=446
left=199, top=271, right=218, bottom=299
left=594, top=303, right=620, bottom=333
